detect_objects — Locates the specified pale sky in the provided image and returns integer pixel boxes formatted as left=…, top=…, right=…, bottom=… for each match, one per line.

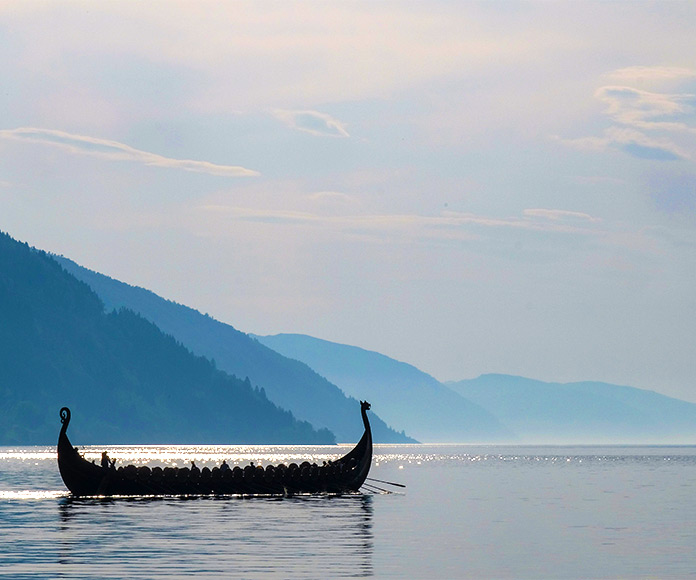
left=2, top=2, right=695, bottom=401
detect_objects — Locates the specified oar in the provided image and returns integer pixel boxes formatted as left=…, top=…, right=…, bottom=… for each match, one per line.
left=361, top=482, right=391, bottom=494
left=366, top=477, right=405, bottom=488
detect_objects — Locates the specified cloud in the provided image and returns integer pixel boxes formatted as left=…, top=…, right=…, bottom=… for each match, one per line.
left=305, top=191, right=356, bottom=202
left=606, top=66, right=696, bottom=83
left=621, top=143, right=683, bottom=161
left=201, top=206, right=318, bottom=226
left=0, top=127, right=260, bottom=177
left=304, top=191, right=360, bottom=209
left=523, top=209, right=602, bottom=223
left=559, top=68, right=696, bottom=162
left=605, top=126, right=688, bottom=160
left=596, top=86, right=696, bottom=132
left=272, top=110, right=350, bottom=137
left=199, top=205, right=605, bottom=240
left=559, top=126, right=688, bottom=161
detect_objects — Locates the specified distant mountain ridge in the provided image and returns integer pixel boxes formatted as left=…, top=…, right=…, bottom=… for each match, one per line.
left=55, top=255, right=414, bottom=444
left=449, top=374, right=696, bottom=443
left=0, top=231, right=332, bottom=445
left=254, top=334, right=696, bottom=444
left=253, top=333, right=512, bottom=442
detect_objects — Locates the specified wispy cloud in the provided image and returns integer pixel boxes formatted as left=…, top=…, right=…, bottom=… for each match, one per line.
left=199, top=205, right=605, bottom=239
left=0, top=127, right=260, bottom=177
left=596, top=86, right=696, bottom=133
left=305, top=191, right=357, bottom=203
left=272, top=110, right=349, bottom=137
left=523, top=209, right=602, bottom=223
left=559, top=67, right=696, bottom=162
left=559, top=126, right=687, bottom=161
left=606, top=66, right=696, bottom=83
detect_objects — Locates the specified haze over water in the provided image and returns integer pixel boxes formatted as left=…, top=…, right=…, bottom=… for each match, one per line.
left=2, top=444, right=696, bottom=579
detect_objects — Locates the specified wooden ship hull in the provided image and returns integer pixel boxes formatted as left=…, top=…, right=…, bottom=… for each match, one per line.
left=57, top=402, right=373, bottom=497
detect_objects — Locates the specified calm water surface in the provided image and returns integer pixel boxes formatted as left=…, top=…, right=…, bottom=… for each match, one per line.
left=2, top=444, right=696, bottom=579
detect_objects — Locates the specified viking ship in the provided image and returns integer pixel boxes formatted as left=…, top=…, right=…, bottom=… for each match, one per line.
left=57, top=401, right=372, bottom=497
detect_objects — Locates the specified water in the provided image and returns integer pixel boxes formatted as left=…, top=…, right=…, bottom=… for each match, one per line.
left=2, top=444, right=696, bottom=579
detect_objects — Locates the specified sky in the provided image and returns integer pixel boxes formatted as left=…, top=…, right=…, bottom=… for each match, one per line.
left=1, top=2, right=695, bottom=401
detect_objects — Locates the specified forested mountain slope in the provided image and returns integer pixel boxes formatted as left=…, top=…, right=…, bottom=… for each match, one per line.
left=56, top=255, right=414, bottom=443
left=0, top=231, right=333, bottom=445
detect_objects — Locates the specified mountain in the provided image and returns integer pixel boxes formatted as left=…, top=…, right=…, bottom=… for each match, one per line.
left=45, top=236, right=696, bottom=445
left=253, top=333, right=513, bottom=443
left=55, top=255, right=415, bottom=443
left=0, top=231, right=333, bottom=445
left=253, top=334, right=696, bottom=444
left=449, top=374, right=696, bottom=443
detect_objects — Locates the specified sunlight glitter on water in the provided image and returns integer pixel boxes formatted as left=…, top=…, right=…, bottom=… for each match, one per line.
left=93, top=444, right=357, bottom=467
left=0, top=444, right=360, bottom=469
left=0, top=490, right=68, bottom=500
left=0, top=450, right=55, bottom=460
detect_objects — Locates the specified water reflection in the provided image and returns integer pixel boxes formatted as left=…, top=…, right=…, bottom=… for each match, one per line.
left=4, top=444, right=696, bottom=578
left=56, top=494, right=373, bottom=578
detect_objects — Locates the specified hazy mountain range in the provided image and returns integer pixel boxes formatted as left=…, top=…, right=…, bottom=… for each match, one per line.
left=450, top=374, right=696, bottom=444
left=4, top=229, right=696, bottom=445
left=253, top=333, right=512, bottom=443
left=59, top=248, right=696, bottom=444
left=254, top=334, right=696, bottom=444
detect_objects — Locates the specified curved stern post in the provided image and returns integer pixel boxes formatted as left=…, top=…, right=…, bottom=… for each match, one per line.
left=57, top=407, right=77, bottom=471
left=57, top=407, right=104, bottom=496
left=57, top=407, right=80, bottom=494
